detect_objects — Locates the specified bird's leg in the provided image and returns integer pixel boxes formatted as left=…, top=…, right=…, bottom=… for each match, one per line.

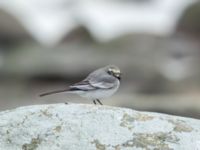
left=65, top=102, right=68, bottom=105
left=96, top=99, right=103, bottom=105
left=93, top=100, right=97, bottom=105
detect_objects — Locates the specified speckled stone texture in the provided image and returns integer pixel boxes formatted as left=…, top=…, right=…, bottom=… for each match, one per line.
left=0, top=104, right=200, bottom=150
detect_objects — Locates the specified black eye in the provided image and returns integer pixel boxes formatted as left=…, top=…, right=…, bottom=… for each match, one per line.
left=107, top=70, right=113, bottom=75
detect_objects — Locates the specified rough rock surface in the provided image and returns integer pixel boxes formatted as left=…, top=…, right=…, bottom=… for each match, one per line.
left=0, top=104, right=200, bottom=150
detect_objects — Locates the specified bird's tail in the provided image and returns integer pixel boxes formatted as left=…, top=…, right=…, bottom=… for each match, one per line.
left=39, top=89, right=69, bottom=97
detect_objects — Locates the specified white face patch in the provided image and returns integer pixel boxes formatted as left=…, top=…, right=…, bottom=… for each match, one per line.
left=108, top=67, right=121, bottom=78
left=109, top=68, right=120, bottom=74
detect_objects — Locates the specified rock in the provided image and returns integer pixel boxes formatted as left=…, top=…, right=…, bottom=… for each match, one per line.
left=0, top=104, right=200, bottom=150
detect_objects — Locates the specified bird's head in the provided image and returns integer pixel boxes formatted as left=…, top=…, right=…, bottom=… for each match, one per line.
left=106, top=65, right=121, bottom=80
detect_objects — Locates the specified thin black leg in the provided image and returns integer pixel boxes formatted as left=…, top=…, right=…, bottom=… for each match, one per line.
left=96, top=99, right=103, bottom=105
left=93, top=100, right=97, bottom=105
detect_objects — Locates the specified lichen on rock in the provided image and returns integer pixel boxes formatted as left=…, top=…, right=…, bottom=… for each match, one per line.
left=168, top=119, right=193, bottom=133
left=22, top=136, right=41, bottom=150
left=122, top=132, right=179, bottom=150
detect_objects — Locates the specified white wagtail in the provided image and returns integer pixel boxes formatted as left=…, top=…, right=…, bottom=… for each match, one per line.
left=40, top=65, right=121, bottom=105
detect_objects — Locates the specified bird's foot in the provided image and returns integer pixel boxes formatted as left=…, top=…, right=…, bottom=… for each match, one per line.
left=93, top=100, right=97, bottom=105
left=96, top=99, right=103, bottom=105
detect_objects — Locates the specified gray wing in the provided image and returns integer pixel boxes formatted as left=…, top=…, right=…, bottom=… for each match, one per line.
left=69, top=74, right=116, bottom=91
left=87, top=72, right=117, bottom=89
left=89, top=78, right=116, bottom=89
left=69, top=80, right=95, bottom=91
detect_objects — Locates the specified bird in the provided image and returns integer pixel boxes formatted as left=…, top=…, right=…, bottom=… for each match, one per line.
left=39, top=65, right=121, bottom=105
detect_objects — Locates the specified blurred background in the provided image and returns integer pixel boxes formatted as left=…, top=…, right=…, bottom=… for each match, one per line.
left=0, top=0, right=200, bottom=119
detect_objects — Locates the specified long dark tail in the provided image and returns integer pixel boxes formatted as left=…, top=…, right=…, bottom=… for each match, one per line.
left=39, top=89, right=69, bottom=97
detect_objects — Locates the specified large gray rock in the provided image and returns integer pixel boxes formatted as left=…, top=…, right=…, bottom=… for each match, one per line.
left=0, top=104, right=200, bottom=150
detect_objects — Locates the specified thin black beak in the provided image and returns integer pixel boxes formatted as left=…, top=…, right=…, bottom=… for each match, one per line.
left=116, top=73, right=121, bottom=80
left=117, top=76, right=121, bottom=80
